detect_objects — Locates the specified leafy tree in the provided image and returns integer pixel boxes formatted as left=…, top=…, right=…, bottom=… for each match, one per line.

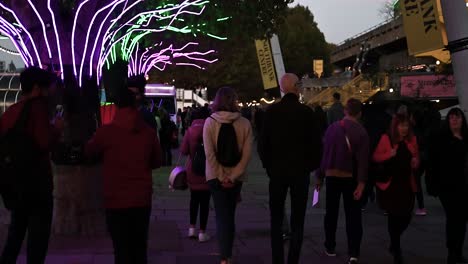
left=149, top=4, right=333, bottom=101
left=277, top=5, right=331, bottom=78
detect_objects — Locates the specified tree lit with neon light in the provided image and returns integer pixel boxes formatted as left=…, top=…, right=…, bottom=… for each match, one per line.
left=0, top=0, right=225, bottom=85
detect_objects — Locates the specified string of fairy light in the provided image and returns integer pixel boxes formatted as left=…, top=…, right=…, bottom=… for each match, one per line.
left=0, top=0, right=228, bottom=85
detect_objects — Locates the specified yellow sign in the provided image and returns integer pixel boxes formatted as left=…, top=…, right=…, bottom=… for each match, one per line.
left=313, top=60, right=324, bottom=78
left=401, top=0, right=447, bottom=55
left=255, top=39, right=278, bottom=90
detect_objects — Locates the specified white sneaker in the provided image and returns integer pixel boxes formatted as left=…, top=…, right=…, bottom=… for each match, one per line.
left=188, top=227, right=196, bottom=238
left=198, top=232, right=211, bottom=242
left=415, top=208, right=427, bottom=216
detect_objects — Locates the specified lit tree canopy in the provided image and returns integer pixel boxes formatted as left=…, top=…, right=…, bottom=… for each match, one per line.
left=0, top=0, right=224, bottom=85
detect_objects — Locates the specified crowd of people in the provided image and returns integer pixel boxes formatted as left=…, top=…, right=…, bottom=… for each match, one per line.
left=0, top=68, right=466, bottom=264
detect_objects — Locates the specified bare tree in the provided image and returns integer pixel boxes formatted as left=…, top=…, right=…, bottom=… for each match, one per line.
left=379, top=0, right=400, bottom=20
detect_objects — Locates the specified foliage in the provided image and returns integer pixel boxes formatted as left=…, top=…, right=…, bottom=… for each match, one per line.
left=277, top=5, right=330, bottom=78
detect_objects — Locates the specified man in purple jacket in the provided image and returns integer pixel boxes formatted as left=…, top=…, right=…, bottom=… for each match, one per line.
left=317, top=98, right=369, bottom=264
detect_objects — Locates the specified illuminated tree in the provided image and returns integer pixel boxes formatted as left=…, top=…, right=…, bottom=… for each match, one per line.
left=0, top=0, right=223, bottom=85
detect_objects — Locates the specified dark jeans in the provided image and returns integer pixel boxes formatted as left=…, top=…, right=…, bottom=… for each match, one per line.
left=414, top=165, right=425, bottom=209
left=161, top=145, right=172, bottom=166
left=190, top=190, right=211, bottom=231
left=105, top=207, right=151, bottom=264
left=361, top=175, right=375, bottom=208
left=208, top=180, right=242, bottom=261
left=440, top=192, right=467, bottom=258
left=269, top=175, right=310, bottom=264
left=324, top=177, right=363, bottom=258
left=387, top=213, right=412, bottom=254
left=0, top=194, right=53, bottom=264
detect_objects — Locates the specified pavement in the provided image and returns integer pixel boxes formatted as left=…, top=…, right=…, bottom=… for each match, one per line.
left=0, top=150, right=466, bottom=264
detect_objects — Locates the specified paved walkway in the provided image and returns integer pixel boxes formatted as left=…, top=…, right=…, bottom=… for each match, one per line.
left=0, top=151, right=466, bottom=264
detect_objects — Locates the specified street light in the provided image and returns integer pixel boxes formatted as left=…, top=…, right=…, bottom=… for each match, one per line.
left=389, top=88, right=394, bottom=93
left=436, top=60, right=441, bottom=65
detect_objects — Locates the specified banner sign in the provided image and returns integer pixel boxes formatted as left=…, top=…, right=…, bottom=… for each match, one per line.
left=255, top=39, right=278, bottom=90
left=401, top=0, right=446, bottom=55
left=401, top=75, right=457, bottom=98
left=313, top=60, right=324, bottom=78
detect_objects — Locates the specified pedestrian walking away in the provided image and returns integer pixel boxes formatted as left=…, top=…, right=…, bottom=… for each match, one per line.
left=203, top=87, right=253, bottom=264
left=317, top=98, right=369, bottom=264
left=258, top=73, right=322, bottom=264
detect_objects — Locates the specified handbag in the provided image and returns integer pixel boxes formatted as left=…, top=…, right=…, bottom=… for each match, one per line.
left=374, top=134, right=395, bottom=183
left=168, top=155, right=188, bottom=191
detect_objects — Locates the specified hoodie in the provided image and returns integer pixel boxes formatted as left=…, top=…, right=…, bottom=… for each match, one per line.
left=85, top=107, right=162, bottom=209
left=203, top=111, right=253, bottom=183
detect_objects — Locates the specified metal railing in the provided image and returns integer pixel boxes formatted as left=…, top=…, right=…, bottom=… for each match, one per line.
left=333, top=16, right=402, bottom=53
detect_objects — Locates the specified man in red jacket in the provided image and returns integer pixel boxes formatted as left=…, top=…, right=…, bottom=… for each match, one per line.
left=86, top=87, right=162, bottom=264
left=0, top=67, right=63, bottom=264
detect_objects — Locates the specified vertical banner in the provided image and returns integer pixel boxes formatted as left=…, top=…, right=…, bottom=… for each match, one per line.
left=313, top=60, right=324, bottom=78
left=401, top=0, right=446, bottom=55
left=255, top=39, right=278, bottom=90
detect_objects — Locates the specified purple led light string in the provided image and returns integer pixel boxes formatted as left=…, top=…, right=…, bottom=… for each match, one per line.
left=0, top=3, right=41, bottom=66
left=28, top=0, right=52, bottom=59
left=175, top=62, right=204, bottom=69
left=89, top=0, right=126, bottom=77
left=97, top=0, right=143, bottom=78
left=0, top=26, right=29, bottom=67
left=79, top=0, right=121, bottom=87
left=0, top=19, right=33, bottom=65
left=72, top=0, right=92, bottom=77
left=99, top=0, right=202, bottom=72
left=48, top=0, right=64, bottom=79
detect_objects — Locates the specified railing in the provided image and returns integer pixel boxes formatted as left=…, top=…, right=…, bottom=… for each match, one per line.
left=192, top=93, right=208, bottom=106
left=307, top=73, right=389, bottom=108
left=334, top=16, right=401, bottom=48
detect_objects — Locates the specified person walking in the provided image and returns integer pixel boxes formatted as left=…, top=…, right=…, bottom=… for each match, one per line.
left=427, top=108, right=468, bottom=264
left=0, top=67, right=63, bottom=264
left=258, top=73, right=323, bottom=264
left=373, top=114, right=420, bottom=264
left=317, top=98, right=369, bottom=264
left=203, top=87, right=253, bottom=264
left=181, top=109, right=212, bottom=243
left=327, top=92, right=345, bottom=125
left=85, top=87, right=162, bottom=264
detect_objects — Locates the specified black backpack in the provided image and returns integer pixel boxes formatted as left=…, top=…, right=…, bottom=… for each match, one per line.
left=211, top=117, right=241, bottom=167
left=191, top=136, right=206, bottom=176
left=0, top=101, right=41, bottom=210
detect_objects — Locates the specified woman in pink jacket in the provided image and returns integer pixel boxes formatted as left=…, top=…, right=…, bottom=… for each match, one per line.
left=180, top=109, right=212, bottom=243
left=373, top=114, right=419, bottom=264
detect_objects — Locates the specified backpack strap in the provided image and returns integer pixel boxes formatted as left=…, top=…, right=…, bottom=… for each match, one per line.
left=12, top=100, right=33, bottom=133
left=339, top=120, right=352, bottom=153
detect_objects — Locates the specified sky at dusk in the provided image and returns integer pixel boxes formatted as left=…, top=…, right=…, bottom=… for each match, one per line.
left=292, top=0, right=388, bottom=44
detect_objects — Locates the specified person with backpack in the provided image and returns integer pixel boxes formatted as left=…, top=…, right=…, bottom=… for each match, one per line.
left=181, top=109, right=212, bottom=243
left=0, top=67, right=63, bottom=264
left=258, top=73, right=323, bottom=264
left=85, top=87, right=162, bottom=264
left=203, top=87, right=253, bottom=264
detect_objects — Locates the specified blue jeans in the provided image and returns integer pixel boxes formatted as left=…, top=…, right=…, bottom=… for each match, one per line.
left=208, top=179, right=242, bottom=261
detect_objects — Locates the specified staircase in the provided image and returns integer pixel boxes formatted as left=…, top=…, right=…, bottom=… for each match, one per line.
left=307, top=74, right=388, bottom=109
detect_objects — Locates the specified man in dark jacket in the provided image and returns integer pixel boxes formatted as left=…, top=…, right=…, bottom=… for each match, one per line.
left=259, top=73, right=323, bottom=264
left=127, top=75, right=158, bottom=132
left=0, top=67, right=63, bottom=264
